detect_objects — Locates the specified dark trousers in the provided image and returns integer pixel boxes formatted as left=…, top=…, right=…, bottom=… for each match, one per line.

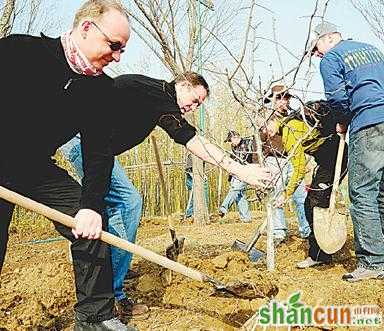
left=0, top=160, right=115, bottom=322
left=304, top=134, right=348, bottom=262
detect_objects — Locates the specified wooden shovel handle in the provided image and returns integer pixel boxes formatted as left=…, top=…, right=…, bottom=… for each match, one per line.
left=150, top=136, right=175, bottom=232
left=328, top=133, right=346, bottom=216
left=245, top=217, right=267, bottom=252
left=0, top=185, right=203, bottom=282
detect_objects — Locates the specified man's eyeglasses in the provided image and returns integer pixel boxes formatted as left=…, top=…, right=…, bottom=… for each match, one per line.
left=91, top=21, right=125, bottom=53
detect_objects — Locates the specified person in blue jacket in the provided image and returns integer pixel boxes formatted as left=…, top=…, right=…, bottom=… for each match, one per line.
left=305, top=21, right=384, bottom=281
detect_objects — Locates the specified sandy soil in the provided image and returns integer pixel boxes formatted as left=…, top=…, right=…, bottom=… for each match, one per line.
left=0, top=211, right=383, bottom=330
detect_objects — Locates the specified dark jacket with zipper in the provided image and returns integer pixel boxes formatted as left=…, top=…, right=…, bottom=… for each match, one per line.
left=0, top=34, right=114, bottom=214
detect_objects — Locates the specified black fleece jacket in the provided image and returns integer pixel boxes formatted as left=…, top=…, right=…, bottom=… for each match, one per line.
left=111, top=74, right=197, bottom=155
left=0, top=33, right=114, bottom=214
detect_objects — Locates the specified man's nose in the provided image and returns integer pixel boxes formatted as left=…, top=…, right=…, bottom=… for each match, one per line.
left=112, top=51, right=121, bottom=62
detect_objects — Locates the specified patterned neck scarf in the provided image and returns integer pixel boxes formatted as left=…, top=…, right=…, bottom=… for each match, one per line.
left=61, top=30, right=102, bottom=76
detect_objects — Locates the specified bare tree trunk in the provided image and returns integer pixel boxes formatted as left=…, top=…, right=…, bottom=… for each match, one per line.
left=192, top=156, right=208, bottom=224
left=0, top=0, right=16, bottom=37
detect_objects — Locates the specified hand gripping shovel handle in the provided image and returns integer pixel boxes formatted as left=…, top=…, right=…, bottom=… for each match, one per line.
left=0, top=185, right=204, bottom=283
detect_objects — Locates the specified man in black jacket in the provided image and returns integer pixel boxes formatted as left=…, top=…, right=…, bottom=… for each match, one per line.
left=111, top=73, right=271, bottom=187
left=59, top=72, right=273, bottom=323
left=0, top=1, right=133, bottom=330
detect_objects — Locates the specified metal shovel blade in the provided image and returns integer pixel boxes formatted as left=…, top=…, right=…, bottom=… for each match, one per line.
left=232, top=239, right=265, bottom=262
left=162, top=235, right=185, bottom=286
left=313, top=207, right=347, bottom=254
left=163, top=227, right=185, bottom=286
left=205, top=275, right=276, bottom=299
left=165, top=236, right=185, bottom=261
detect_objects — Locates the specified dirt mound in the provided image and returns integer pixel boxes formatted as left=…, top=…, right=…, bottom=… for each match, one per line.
left=1, top=243, right=74, bottom=330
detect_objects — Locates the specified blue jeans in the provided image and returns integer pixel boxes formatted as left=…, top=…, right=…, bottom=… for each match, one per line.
left=60, top=136, right=143, bottom=301
left=219, top=177, right=251, bottom=222
left=185, top=171, right=208, bottom=218
left=185, top=172, right=194, bottom=217
left=349, top=122, right=384, bottom=270
left=265, top=156, right=311, bottom=239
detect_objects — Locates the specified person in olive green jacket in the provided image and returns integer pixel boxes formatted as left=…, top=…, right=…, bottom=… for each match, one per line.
left=265, top=100, right=348, bottom=268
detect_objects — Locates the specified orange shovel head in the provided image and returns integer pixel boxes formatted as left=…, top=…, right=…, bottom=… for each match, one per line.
left=313, top=207, right=347, bottom=254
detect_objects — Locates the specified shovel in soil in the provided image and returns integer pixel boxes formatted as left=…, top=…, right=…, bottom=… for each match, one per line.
left=0, top=185, right=269, bottom=300
left=232, top=218, right=266, bottom=262
left=150, top=136, right=185, bottom=262
left=151, top=136, right=185, bottom=285
left=313, top=133, right=347, bottom=254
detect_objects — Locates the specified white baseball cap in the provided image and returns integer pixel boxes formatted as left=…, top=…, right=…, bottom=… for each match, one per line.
left=306, top=21, right=339, bottom=55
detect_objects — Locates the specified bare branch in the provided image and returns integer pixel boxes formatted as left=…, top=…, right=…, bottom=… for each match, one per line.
left=351, top=0, right=384, bottom=44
